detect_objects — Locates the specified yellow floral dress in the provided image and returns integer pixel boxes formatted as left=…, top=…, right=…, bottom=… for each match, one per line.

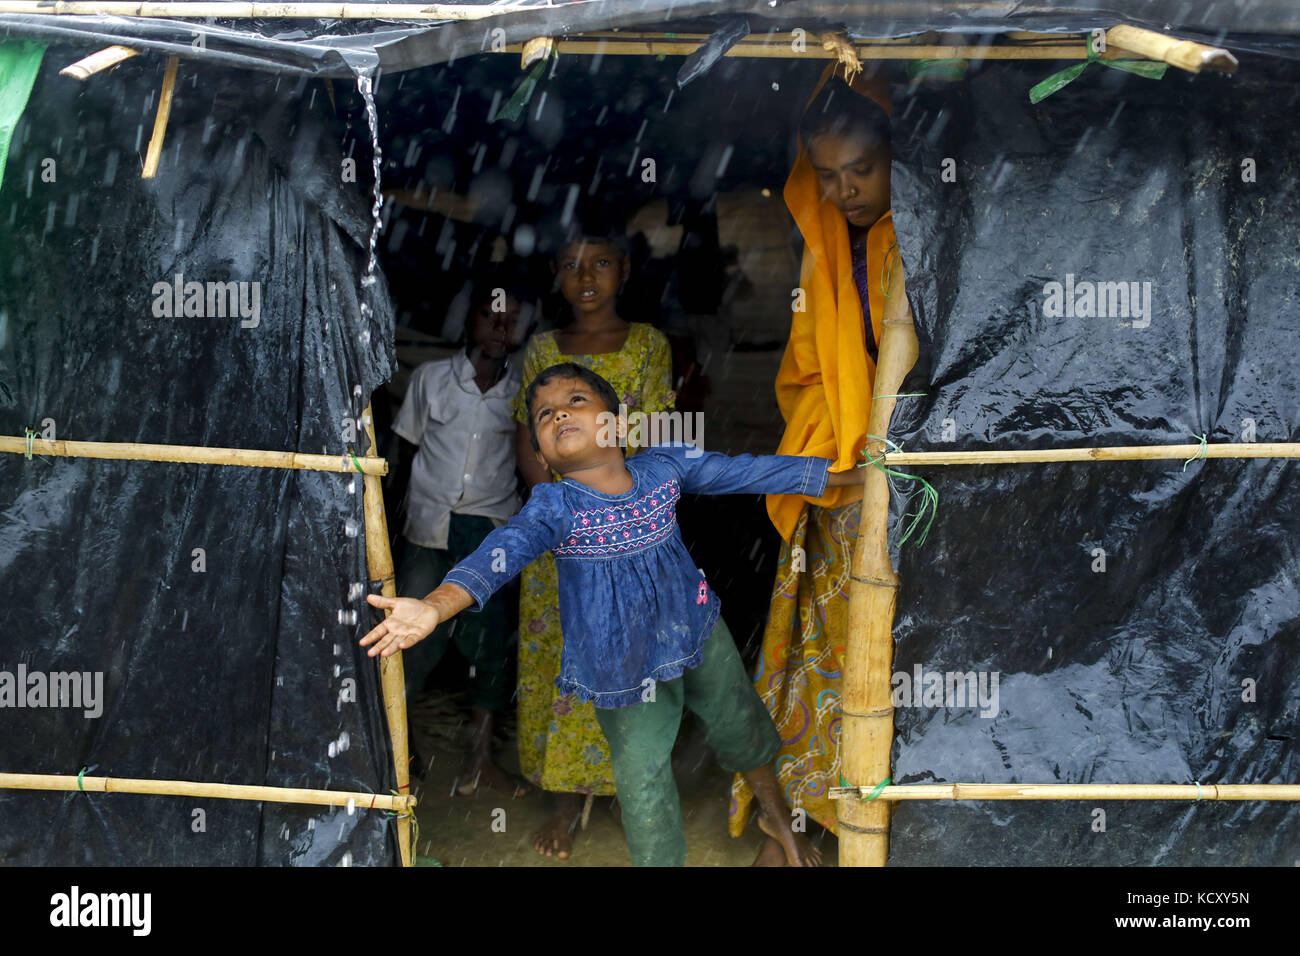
left=509, top=322, right=676, bottom=794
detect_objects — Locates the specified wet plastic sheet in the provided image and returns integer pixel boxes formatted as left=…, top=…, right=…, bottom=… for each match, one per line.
left=883, top=61, right=1300, bottom=864
left=0, top=58, right=398, bottom=864
left=1, top=2, right=1299, bottom=78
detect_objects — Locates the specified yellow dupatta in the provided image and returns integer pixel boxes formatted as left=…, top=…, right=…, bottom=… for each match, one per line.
left=767, top=64, right=898, bottom=542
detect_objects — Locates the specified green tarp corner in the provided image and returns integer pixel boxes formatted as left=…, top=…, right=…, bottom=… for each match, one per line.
left=0, top=39, right=47, bottom=197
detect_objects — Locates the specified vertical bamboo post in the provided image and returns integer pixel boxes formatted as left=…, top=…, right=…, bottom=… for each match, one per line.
left=360, top=402, right=412, bottom=867
left=141, top=55, right=178, bottom=179
left=838, top=251, right=919, bottom=866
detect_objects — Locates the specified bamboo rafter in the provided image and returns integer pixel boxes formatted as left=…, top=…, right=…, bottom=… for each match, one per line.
left=0, top=771, right=416, bottom=811
left=59, top=45, right=138, bottom=79
left=0, top=436, right=388, bottom=475
left=498, top=27, right=1234, bottom=73
left=829, top=783, right=1300, bottom=801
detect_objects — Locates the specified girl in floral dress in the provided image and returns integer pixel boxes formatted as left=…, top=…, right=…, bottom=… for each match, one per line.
left=510, top=233, right=675, bottom=858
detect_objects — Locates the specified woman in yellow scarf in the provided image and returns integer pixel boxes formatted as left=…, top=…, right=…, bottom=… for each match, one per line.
left=729, top=63, right=901, bottom=864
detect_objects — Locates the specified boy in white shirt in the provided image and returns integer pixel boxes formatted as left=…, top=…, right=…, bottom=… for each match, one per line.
left=391, top=276, right=533, bottom=795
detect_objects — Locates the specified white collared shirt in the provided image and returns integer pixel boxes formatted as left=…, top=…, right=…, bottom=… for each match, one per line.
left=392, top=351, right=522, bottom=549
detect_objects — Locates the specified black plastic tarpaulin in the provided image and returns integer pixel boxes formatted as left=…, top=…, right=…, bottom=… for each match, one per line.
left=883, top=57, right=1300, bottom=864
left=0, top=55, right=399, bottom=865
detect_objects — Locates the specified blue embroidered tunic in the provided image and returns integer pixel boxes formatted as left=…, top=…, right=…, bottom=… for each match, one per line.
left=442, top=444, right=831, bottom=708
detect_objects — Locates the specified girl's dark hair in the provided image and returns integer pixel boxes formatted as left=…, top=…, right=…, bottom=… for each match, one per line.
left=552, top=230, right=631, bottom=262
left=523, top=363, right=622, bottom=452
left=799, top=77, right=892, bottom=151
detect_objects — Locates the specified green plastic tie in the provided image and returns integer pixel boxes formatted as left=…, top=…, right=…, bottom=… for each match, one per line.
left=863, top=776, right=892, bottom=801
left=496, top=51, right=555, bottom=123
left=24, top=427, right=35, bottom=460
left=839, top=773, right=892, bottom=801
left=907, top=58, right=968, bottom=82
left=77, top=766, right=87, bottom=793
left=349, top=449, right=365, bottom=474
left=860, top=434, right=940, bottom=548
left=1182, top=433, right=1208, bottom=472
left=1029, top=33, right=1168, bottom=104
left=1195, top=780, right=1203, bottom=801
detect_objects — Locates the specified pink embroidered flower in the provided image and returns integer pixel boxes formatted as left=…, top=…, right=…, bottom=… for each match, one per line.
left=568, top=537, right=578, bottom=545
left=623, top=531, right=630, bottom=539
left=552, top=698, right=572, bottom=717
left=582, top=518, right=590, bottom=526
left=528, top=617, right=546, bottom=635
left=697, top=581, right=708, bottom=605
left=650, top=521, right=657, bottom=529
left=598, top=535, right=606, bottom=544
left=632, top=509, right=641, bottom=517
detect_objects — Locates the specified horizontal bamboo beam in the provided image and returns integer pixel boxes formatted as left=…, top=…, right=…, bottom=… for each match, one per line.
left=505, top=40, right=1115, bottom=61
left=877, top=442, right=1300, bottom=467
left=1107, top=23, right=1238, bottom=74
left=0, top=771, right=416, bottom=811
left=59, top=45, right=139, bottom=80
left=830, top=783, right=1300, bottom=801
left=0, top=435, right=387, bottom=475
left=0, top=1, right=533, bottom=17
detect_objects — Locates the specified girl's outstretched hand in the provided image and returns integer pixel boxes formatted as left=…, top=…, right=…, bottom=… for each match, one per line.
left=360, top=594, right=440, bottom=658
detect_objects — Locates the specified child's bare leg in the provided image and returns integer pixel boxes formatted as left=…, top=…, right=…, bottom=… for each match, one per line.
left=531, top=792, right=584, bottom=858
left=753, top=837, right=787, bottom=866
left=741, top=764, right=823, bottom=867
left=458, top=707, right=529, bottom=796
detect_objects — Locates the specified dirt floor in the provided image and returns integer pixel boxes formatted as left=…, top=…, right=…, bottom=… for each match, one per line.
left=406, top=689, right=838, bottom=867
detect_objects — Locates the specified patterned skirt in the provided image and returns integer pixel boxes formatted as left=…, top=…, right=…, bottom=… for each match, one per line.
left=516, top=550, right=618, bottom=795
left=729, top=501, right=859, bottom=836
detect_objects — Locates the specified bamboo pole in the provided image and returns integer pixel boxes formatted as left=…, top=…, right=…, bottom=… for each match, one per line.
left=359, top=402, right=412, bottom=867
left=1106, top=24, right=1238, bottom=74
left=0, top=1, right=536, bottom=17
left=141, top=55, right=177, bottom=179
left=59, top=45, right=138, bottom=80
left=838, top=252, right=918, bottom=867
left=0, top=436, right=387, bottom=474
left=507, top=40, right=1115, bottom=61
left=877, top=442, right=1300, bottom=466
left=520, top=35, right=554, bottom=70
left=0, top=771, right=415, bottom=811
left=829, top=783, right=1300, bottom=801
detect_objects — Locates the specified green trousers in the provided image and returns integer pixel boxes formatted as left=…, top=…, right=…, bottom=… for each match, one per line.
left=397, top=513, right=512, bottom=712
left=594, top=615, right=781, bottom=866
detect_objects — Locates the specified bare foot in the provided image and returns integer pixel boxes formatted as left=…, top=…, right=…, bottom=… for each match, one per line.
left=756, top=813, right=822, bottom=867
left=752, top=837, right=787, bottom=867
left=532, top=793, right=583, bottom=858
left=456, top=756, right=530, bottom=797
left=756, top=809, right=823, bottom=866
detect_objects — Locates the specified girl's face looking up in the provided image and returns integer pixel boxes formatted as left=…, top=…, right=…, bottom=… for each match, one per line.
left=529, top=376, right=621, bottom=471
left=807, top=131, right=891, bottom=230
left=555, top=240, right=629, bottom=314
